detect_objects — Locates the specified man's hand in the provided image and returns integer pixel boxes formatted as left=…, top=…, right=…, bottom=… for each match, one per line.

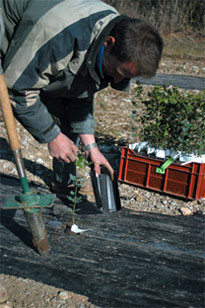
left=48, top=132, right=78, bottom=163
left=86, top=146, right=114, bottom=180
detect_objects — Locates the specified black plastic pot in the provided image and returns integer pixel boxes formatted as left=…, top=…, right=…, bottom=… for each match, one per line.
left=91, top=170, right=121, bottom=212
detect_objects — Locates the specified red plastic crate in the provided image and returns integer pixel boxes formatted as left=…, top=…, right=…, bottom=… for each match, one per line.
left=118, top=147, right=205, bottom=200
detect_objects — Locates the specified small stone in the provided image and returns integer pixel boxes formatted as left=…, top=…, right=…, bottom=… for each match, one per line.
left=58, top=291, right=71, bottom=300
left=0, top=282, right=8, bottom=304
left=2, top=162, right=11, bottom=170
left=0, top=305, right=13, bottom=308
left=51, top=297, right=57, bottom=303
left=67, top=304, right=75, bottom=308
left=198, top=199, right=205, bottom=206
left=11, top=168, right=16, bottom=174
left=78, top=304, right=86, bottom=308
left=5, top=302, right=13, bottom=308
left=180, top=207, right=192, bottom=216
left=123, top=98, right=131, bottom=103
left=36, top=158, right=44, bottom=164
left=21, top=136, right=29, bottom=146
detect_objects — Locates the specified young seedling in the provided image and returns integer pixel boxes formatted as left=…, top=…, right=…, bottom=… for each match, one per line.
left=67, top=155, right=91, bottom=227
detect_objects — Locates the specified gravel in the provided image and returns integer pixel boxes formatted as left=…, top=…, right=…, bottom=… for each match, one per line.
left=119, top=183, right=205, bottom=216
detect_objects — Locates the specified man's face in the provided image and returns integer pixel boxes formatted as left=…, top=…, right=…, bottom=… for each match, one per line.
left=102, top=52, right=140, bottom=84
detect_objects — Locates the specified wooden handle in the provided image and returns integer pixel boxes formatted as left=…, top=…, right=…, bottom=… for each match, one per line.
left=0, top=74, right=21, bottom=150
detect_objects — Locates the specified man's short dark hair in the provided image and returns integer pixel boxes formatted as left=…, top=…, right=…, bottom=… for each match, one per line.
left=109, top=18, right=163, bottom=78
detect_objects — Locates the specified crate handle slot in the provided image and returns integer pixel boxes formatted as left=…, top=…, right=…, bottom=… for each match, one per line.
left=156, top=157, right=174, bottom=174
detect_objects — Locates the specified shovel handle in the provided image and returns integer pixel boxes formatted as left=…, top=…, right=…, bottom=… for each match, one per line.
left=0, top=74, right=20, bottom=151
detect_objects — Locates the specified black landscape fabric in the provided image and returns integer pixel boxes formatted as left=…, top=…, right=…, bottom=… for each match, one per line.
left=0, top=174, right=204, bottom=308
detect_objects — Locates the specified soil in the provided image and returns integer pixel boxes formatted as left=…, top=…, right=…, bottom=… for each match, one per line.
left=0, top=42, right=205, bottom=307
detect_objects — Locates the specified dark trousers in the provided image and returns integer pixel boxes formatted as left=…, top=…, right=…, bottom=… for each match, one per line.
left=41, top=94, right=79, bottom=186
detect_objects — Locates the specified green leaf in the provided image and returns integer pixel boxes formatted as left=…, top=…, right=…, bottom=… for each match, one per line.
left=69, top=174, right=77, bottom=182
left=67, top=196, right=74, bottom=202
left=130, top=84, right=204, bottom=154
left=75, top=199, right=82, bottom=205
left=67, top=207, right=73, bottom=213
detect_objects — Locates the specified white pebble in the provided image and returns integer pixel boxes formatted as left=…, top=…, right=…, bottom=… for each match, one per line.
left=2, top=162, right=11, bottom=169
left=123, top=98, right=131, bottom=103
left=180, top=207, right=192, bottom=216
left=58, top=291, right=70, bottom=299
left=21, top=136, right=29, bottom=146
left=36, top=158, right=44, bottom=164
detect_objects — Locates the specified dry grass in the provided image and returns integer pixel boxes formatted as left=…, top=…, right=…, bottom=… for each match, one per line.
left=103, top=0, right=205, bottom=61
left=162, top=34, right=205, bottom=60
left=103, top=0, right=204, bottom=36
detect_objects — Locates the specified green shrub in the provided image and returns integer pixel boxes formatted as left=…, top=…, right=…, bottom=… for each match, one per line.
left=130, top=83, right=205, bottom=155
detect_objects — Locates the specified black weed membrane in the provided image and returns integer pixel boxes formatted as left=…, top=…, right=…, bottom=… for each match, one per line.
left=0, top=174, right=204, bottom=308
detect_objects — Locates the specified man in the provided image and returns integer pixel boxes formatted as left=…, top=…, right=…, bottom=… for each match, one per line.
left=0, top=0, right=163, bottom=196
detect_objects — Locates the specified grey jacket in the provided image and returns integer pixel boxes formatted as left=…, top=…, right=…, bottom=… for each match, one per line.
left=0, top=7, right=4, bottom=74
left=1, top=0, right=130, bottom=142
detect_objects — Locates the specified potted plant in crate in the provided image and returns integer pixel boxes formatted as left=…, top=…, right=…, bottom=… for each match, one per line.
left=118, top=83, right=205, bottom=200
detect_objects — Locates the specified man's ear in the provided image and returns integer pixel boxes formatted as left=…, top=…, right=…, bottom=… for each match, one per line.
left=104, top=36, right=115, bottom=49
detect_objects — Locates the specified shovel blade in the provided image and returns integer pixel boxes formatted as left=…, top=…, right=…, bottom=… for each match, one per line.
left=24, top=208, right=50, bottom=255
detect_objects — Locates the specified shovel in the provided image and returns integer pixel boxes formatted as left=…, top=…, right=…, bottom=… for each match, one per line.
left=0, top=74, right=55, bottom=255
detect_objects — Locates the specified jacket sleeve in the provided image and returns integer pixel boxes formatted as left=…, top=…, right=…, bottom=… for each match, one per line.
left=9, top=89, right=61, bottom=143
left=65, top=96, right=95, bottom=135
left=0, top=8, right=4, bottom=75
left=1, top=0, right=76, bottom=143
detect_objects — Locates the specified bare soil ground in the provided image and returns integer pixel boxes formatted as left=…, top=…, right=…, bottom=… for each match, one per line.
left=0, top=36, right=205, bottom=308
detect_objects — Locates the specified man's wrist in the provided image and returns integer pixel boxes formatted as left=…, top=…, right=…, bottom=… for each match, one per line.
left=83, top=142, right=97, bottom=151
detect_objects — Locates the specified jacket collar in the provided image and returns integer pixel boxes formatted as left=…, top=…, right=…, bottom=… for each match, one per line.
left=85, top=15, right=126, bottom=84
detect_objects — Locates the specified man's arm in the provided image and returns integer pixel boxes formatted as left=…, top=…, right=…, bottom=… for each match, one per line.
left=64, top=96, right=113, bottom=177
left=9, top=90, right=60, bottom=143
left=80, top=133, right=114, bottom=178
left=9, top=90, right=79, bottom=162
